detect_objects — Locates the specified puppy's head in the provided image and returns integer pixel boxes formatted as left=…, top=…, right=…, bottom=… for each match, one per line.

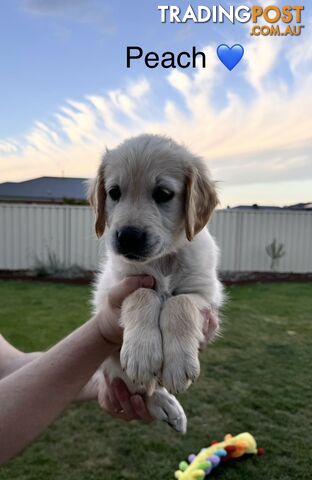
left=89, top=134, right=218, bottom=262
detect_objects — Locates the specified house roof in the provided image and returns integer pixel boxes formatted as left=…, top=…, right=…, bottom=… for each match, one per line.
left=0, top=177, right=88, bottom=203
left=287, top=202, right=312, bottom=210
left=232, top=203, right=312, bottom=211
left=232, top=205, right=282, bottom=210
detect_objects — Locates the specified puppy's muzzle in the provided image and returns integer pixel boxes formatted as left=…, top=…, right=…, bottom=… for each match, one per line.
left=115, top=226, right=148, bottom=260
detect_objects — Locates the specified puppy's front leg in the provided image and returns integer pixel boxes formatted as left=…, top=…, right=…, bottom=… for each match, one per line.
left=160, top=294, right=205, bottom=394
left=120, top=288, right=162, bottom=390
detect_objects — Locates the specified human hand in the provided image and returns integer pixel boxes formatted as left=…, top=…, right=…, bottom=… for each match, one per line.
left=95, top=275, right=155, bottom=346
left=98, top=373, right=154, bottom=422
left=199, top=307, right=219, bottom=350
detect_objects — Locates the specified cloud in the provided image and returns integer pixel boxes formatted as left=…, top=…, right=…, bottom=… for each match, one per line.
left=1, top=30, right=311, bottom=206
left=128, top=78, right=150, bottom=99
left=0, top=140, right=20, bottom=154
left=244, top=36, right=282, bottom=91
left=287, top=20, right=312, bottom=74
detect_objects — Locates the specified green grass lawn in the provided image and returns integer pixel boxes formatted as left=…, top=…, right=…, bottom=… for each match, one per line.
left=0, top=280, right=311, bottom=480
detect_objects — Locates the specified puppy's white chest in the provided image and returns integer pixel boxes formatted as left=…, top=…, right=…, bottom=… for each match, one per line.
left=155, top=274, right=172, bottom=301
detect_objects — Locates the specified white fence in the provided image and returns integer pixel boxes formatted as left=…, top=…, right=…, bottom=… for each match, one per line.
left=0, top=203, right=311, bottom=273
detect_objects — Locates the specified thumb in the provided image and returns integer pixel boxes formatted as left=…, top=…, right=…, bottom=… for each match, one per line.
left=108, top=275, right=155, bottom=308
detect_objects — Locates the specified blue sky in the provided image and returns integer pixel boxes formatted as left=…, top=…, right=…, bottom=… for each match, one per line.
left=0, top=0, right=259, bottom=136
left=0, top=0, right=311, bottom=206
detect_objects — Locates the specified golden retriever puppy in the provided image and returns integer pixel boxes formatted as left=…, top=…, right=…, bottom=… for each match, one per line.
left=89, top=134, right=223, bottom=433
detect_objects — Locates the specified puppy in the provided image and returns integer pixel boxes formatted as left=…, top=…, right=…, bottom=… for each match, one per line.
left=89, top=134, right=223, bottom=433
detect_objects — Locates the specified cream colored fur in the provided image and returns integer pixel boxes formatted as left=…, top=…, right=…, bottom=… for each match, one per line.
left=89, top=134, right=224, bottom=433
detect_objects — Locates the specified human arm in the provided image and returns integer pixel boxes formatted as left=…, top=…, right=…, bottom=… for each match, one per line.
left=0, top=275, right=153, bottom=464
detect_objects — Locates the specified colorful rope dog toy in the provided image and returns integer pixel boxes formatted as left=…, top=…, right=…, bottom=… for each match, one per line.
left=174, top=432, right=264, bottom=479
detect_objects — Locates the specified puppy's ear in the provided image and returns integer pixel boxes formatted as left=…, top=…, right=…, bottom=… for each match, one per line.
left=184, top=163, right=219, bottom=241
left=88, top=164, right=106, bottom=238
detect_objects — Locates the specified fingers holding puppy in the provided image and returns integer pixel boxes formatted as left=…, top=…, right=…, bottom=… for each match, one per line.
left=98, top=373, right=153, bottom=422
left=199, top=306, right=220, bottom=350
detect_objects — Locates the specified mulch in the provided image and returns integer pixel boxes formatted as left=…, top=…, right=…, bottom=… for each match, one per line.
left=0, top=270, right=311, bottom=286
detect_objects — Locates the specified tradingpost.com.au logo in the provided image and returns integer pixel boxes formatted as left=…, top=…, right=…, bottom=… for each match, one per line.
left=158, top=4, right=305, bottom=37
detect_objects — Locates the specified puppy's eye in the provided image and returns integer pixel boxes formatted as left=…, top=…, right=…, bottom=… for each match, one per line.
left=153, top=187, right=174, bottom=204
left=108, top=186, right=121, bottom=201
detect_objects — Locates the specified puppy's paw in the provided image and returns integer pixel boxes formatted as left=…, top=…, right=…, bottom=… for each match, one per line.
left=120, top=326, right=163, bottom=388
left=162, top=339, right=200, bottom=394
left=146, top=387, right=187, bottom=433
left=160, top=294, right=203, bottom=394
left=119, top=288, right=163, bottom=389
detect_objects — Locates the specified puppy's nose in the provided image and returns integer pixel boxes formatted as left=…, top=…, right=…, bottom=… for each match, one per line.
left=116, top=226, right=147, bottom=257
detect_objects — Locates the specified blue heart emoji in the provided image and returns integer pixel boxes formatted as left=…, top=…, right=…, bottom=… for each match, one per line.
left=217, top=44, right=244, bottom=71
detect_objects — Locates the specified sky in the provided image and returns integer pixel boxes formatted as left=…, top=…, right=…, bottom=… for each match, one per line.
left=0, top=0, right=311, bottom=207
